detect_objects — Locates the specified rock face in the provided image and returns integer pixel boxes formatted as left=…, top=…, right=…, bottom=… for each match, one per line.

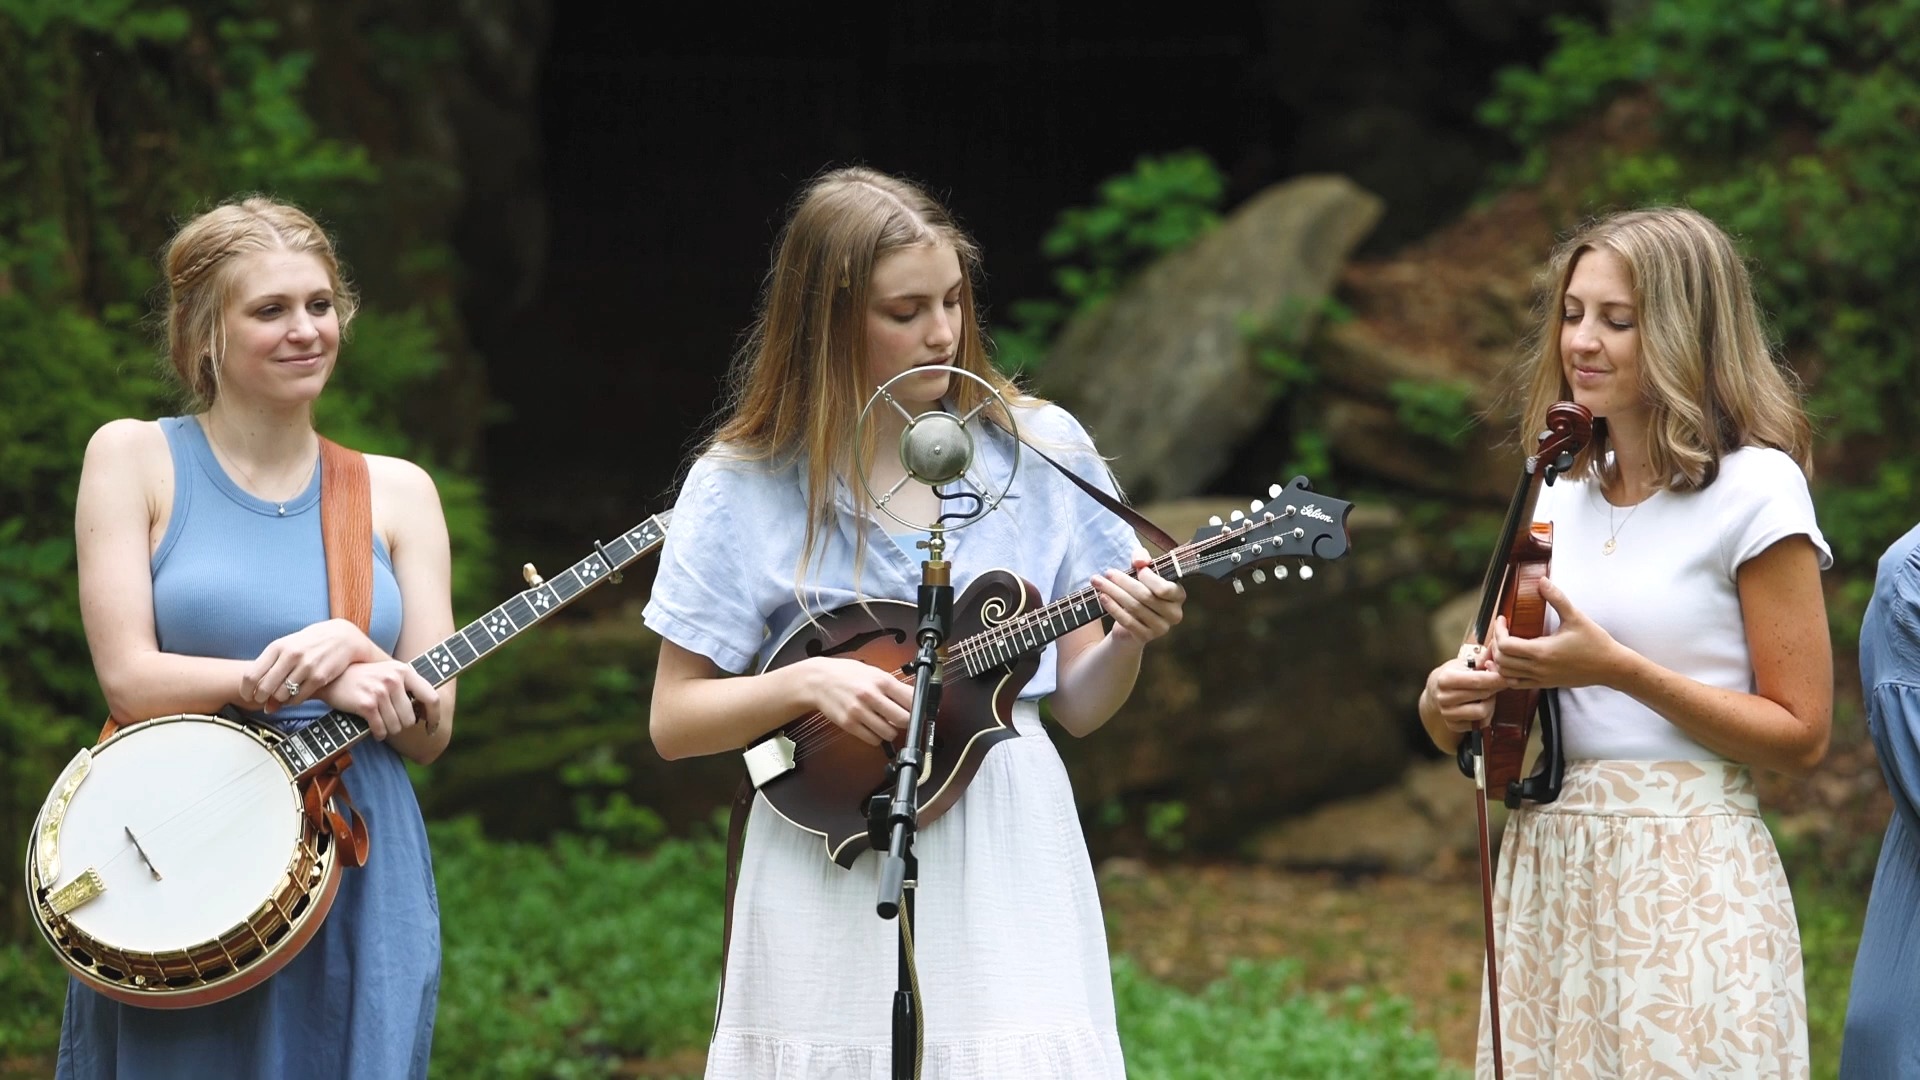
left=1038, top=176, right=1385, bottom=504
left=1245, top=758, right=1515, bottom=874
left=1025, top=184, right=1564, bottom=853
left=1053, top=497, right=1436, bottom=853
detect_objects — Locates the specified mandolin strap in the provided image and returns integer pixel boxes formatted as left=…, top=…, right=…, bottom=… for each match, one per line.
left=712, top=777, right=756, bottom=1039
left=1009, top=435, right=1180, bottom=555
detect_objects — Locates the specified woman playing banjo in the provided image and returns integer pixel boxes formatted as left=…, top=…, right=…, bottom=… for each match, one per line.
left=59, top=196, right=454, bottom=1078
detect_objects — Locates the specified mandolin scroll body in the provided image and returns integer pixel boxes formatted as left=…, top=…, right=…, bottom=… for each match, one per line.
left=752, top=569, right=1040, bottom=868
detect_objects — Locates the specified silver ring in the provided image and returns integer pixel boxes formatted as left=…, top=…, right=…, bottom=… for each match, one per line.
left=283, top=679, right=300, bottom=698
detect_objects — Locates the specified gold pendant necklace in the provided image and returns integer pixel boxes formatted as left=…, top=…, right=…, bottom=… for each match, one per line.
left=1603, top=497, right=1642, bottom=556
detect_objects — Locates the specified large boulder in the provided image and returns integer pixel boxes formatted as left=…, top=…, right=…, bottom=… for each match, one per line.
left=1054, top=496, right=1434, bottom=852
left=1039, top=176, right=1385, bottom=503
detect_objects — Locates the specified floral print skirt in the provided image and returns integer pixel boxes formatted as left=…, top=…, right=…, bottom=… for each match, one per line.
left=1477, top=760, right=1808, bottom=1079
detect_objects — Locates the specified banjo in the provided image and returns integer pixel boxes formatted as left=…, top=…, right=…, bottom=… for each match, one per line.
left=25, top=511, right=670, bottom=1008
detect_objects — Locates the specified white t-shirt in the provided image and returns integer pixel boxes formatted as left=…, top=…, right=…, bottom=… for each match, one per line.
left=1532, top=446, right=1831, bottom=761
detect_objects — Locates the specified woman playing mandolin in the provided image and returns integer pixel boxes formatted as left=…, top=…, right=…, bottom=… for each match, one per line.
left=60, top=197, right=454, bottom=1077
left=1418, top=207, right=1831, bottom=1078
left=644, top=166, right=1186, bottom=1078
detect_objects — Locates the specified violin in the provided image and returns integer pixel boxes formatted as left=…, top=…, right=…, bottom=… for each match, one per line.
left=1458, top=400, right=1592, bottom=1079
left=1459, top=400, right=1594, bottom=805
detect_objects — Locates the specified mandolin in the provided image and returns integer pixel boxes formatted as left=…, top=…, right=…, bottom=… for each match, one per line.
left=740, top=476, right=1352, bottom=867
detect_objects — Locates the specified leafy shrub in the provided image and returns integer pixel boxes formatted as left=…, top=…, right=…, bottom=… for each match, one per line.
left=0, top=943, right=65, bottom=1073
left=431, top=818, right=725, bottom=1080
left=1796, top=883, right=1867, bottom=1080
left=992, top=151, right=1226, bottom=374
left=1115, top=955, right=1467, bottom=1080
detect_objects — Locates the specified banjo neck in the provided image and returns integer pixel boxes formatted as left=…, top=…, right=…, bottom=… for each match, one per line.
left=275, top=511, right=672, bottom=779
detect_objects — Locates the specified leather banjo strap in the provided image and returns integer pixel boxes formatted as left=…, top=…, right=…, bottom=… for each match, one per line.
left=318, top=436, right=373, bottom=633
left=308, top=436, right=374, bottom=868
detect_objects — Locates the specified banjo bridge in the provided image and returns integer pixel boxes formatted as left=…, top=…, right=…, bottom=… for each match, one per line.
left=47, top=868, right=105, bottom=916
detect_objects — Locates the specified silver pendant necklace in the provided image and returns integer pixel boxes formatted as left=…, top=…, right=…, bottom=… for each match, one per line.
left=204, top=421, right=317, bottom=515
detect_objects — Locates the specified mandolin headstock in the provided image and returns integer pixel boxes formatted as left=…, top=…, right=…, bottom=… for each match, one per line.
left=1178, top=476, right=1352, bottom=592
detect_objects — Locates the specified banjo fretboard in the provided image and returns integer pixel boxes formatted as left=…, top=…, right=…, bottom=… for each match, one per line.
left=274, top=512, right=672, bottom=777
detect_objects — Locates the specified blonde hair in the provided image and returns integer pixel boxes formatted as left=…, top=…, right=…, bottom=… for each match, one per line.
left=1515, top=207, right=1811, bottom=490
left=161, top=196, right=358, bottom=408
left=710, top=166, right=1038, bottom=582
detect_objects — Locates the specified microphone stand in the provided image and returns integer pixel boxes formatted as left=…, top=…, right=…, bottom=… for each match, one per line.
left=870, top=523, right=951, bottom=1080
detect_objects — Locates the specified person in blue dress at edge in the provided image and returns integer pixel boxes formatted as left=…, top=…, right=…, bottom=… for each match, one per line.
left=1417, top=207, right=1831, bottom=1079
left=642, top=166, right=1188, bottom=1079
left=1841, top=524, right=1920, bottom=1077
left=58, top=196, right=454, bottom=1079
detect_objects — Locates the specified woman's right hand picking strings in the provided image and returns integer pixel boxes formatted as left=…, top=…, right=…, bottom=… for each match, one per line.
left=798, top=655, right=915, bottom=748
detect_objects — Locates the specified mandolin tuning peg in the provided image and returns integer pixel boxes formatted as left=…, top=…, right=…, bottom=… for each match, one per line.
left=1209, top=515, right=1223, bottom=527
left=1299, top=564, right=1313, bottom=580
left=1230, top=510, right=1245, bottom=523
left=522, top=563, right=544, bottom=587
left=1250, top=499, right=1264, bottom=513
left=1268, top=483, right=1283, bottom=499
left=1250, top=568, right=1267, bottom=584
left=1273, top=565, right=1288, bottom=580
left=1231, top=578, right=1246, bottom=594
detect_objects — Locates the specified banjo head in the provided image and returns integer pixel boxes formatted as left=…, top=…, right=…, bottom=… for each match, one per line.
left=45, top=715, right=305, bottom=954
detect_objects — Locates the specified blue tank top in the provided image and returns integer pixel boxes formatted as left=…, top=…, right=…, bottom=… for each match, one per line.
left=150, top=416, right=403, bottom=731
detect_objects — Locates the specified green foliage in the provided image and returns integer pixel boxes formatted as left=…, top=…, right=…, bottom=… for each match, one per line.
left=992, top=151, right=1226, bottom=374
left=1481, top=0, right=1845, bottom=159
left=414, top=618, right=659, bottom=832
left=1144, top=800, right=1190, bottom=854
left=1796, top=883, right=1868, bottom=1080
left=561, top=745, right=668, bottom=850
left=1114, top=956, right=1466, bottom=1079
left=0, top=942, right=65, bottom=1069
left=1388, top=379, right=1480, bottom=451
left=431, top=818, right=724, bottom=1080
left=1477, top=0, right=1920, bottom=644
left=1243, top=295, right=1352, bottom=401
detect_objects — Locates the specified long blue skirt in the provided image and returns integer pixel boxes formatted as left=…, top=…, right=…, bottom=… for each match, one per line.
left=56, top=740, right=440, bottom=1079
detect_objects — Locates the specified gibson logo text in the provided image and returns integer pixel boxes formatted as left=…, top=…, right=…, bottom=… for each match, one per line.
left=1299, top=504, right=1335, bottom=523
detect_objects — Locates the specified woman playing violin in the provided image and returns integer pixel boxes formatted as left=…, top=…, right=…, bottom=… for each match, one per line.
left=1418, top=207, right=1830, bottom=1078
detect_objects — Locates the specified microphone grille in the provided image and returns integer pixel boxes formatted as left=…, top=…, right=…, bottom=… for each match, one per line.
left=900, top=412, right=973, bottom=485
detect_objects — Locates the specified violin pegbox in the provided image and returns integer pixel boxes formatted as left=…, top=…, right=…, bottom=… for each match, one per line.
left=1183, top=476, right=1353, bottom=590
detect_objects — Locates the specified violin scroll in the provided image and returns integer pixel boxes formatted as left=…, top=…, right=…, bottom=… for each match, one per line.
left=1529, top=401, right=1595, bottom=481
